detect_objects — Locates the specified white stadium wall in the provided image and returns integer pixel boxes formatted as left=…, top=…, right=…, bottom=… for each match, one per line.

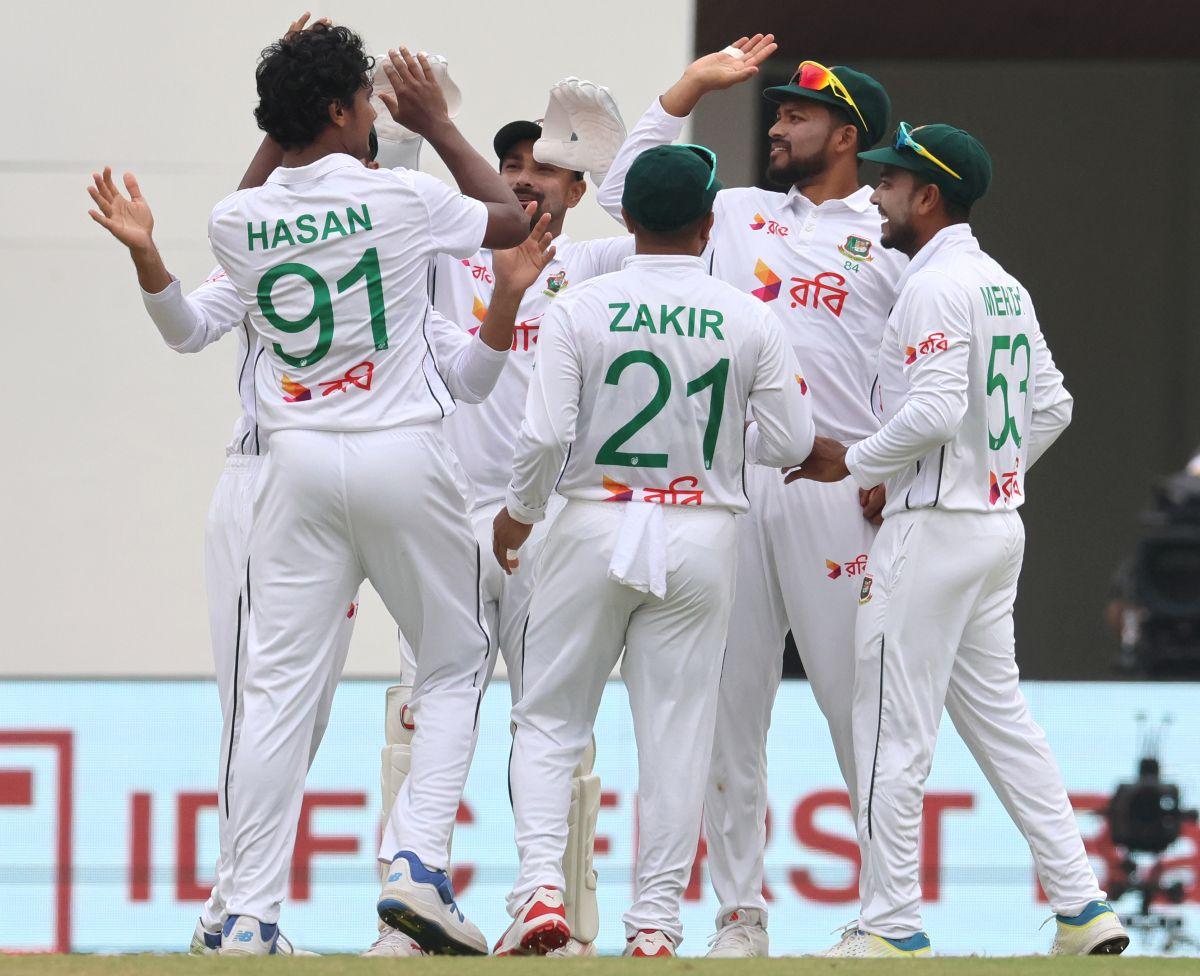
left=0, top=0, right=693, bottom=677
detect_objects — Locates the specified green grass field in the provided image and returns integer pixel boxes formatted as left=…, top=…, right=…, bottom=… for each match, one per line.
left=0, top=957, right=1193, bottom=976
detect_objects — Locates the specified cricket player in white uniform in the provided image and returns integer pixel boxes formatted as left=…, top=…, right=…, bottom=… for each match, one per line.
left=790, top=122, right=1128, bottom=958
left=127, top=24, right=528, bottom=955
left=493, top=144, right=816, bottom=957
left=372, top=83, right=632, bottom=958
left=597, top=36, right=906, bottom=955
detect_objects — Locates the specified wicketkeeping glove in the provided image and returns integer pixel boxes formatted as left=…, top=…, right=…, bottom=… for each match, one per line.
left=369, top=53, right=462, bottom=170
left=533, top=77, right=627, bottom=187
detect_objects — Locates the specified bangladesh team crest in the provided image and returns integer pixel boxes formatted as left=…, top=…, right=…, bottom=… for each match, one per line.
left=838, top=234, right=874, bottom=262
left=543, top=270, right=567, bottom=297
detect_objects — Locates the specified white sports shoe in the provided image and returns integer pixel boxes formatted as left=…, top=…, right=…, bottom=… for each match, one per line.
left=706, top=908, right=769, bottom=958
left=821, top=922, right=932, bottom=957
left=377, top=850, right=488, bottom=955
left=548, top=937, right=598, bottom=957
left=624, top=929, right=677, bottom=957
left=218, top=915, right=279, bottom=956
left=494, top=887, right=572, bottom=956
left=189, top=917, right=222, bottom=955
left=362, top=925, right=425, bottom=957
left=1049, top=900, right=1129, bottom=955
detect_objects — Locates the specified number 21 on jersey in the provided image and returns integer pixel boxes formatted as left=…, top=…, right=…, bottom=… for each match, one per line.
left=596, top=351, right=729, bottom=470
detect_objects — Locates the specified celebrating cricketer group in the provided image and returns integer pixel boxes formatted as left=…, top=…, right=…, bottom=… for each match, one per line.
left=85, top=12, right=1130, bottom=959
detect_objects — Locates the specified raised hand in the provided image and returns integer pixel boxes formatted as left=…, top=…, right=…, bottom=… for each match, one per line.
left=492, top=208, right=557, bottom=297
left=662, top=33, right=777, bottom=116
left=379, top=47, right=452, bottom=138
left=87, top=167, right=154, bottom=252
left=284, top=11, right=330, bottom=39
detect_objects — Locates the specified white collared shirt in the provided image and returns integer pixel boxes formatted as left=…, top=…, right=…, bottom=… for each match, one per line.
left=846, top=224, right=1074, bottom=515
left=506, top=253, right=815, bottom=522
left=597, top=97, right=908, bottom=442
left=432, top=233, right=636, bottom=510
left=208, top=153, right=488, bottom=434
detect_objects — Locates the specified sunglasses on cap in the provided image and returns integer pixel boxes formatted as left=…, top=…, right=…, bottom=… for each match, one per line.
left=789, top=60, right=869, bottom=135
left=894, top=121, right=961, bottom=180
left=678, top=143, right=718, bottom=189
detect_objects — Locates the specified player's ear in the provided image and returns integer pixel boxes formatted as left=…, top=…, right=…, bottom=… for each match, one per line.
left=621, top=206, right=635, bottom=234
left=565, top=177, right=587, bottom=210
left=916, top=181, right=941, bottom=217
left=329, top=99, right=348, bottom=129
left=700, top=210, right=715, bottom=246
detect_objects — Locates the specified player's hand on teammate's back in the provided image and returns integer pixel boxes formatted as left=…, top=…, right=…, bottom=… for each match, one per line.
left=87, top=167, right=154, bottom=252
left=661, top=33, right=777, bottom=116
left=784, top=436, right=851, bottom=485
left=380, top=48, right=452, bottom=138
left=492, top=208, right=558, bottom=296
left=493, top=508, right=534, bottom=576
left=859, top=485, right=886, bottom=526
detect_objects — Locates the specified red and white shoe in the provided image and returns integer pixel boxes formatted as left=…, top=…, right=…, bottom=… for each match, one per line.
left=493, top=887, right=571, bottom=956
left=624, top=929, right=677, bottom=957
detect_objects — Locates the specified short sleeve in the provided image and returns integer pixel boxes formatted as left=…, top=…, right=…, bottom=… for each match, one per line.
left=409, top=170, right=489, bottom=260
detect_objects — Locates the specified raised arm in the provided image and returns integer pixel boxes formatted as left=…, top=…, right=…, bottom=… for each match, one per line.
left=596, top=33, right=776, bottom=221
left=380, top=48, right=526, bottom=248
left=428, top=209, right=557, bottom=403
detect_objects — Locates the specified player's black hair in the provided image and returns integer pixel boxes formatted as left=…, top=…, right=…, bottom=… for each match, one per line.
left=254, top=23, right=375, bottom=151
left=627, top=212, right=712, bottom=247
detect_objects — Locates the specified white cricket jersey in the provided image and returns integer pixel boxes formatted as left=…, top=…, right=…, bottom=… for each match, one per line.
left=506, top=254, right=816, bottom=522
left=141, top=266, right=506, bottom=455
left=432, top=233, right=635, bottom=510
left=208, top=154, right=488, bottom=435
left=597, top=98, right=908, bottom=442
left=845, top=224, right=1073, bottom=516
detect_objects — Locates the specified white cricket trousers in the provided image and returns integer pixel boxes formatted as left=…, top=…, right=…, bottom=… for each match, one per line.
left=396, top=494, right=564, bottom=701
left=224, top=425, right=490, bottom=924
left=855, top=508, right=1103, bottom=937
left=508, top=499, right=736, bottom=945
left=199, top=456, right=355, bottom=930
left=705, top=465, right=875, bottom=923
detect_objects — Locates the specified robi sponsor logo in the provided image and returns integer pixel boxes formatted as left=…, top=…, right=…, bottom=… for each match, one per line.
left=752, top=259, right=782, bottom=302
left=905, top=331, right=950, bottom=365
left=749, top=212, right=790, bottom=236
left=789, top=271, right=848, bottom=318
left=826, top=553, right=869, bottom=580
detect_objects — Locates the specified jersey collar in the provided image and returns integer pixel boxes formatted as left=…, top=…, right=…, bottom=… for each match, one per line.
left=622, top=253, right=707, bottom=273
left=897, top=223, right=978, bottom=292
left=784, top=183, right=876, bottom=215
left=267, top=152, right=363, bottom=185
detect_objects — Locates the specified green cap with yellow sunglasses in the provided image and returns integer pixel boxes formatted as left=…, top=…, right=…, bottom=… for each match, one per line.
left=764, top=62, right=890, bottom=148
left=859, top=122, right=993, bottom=207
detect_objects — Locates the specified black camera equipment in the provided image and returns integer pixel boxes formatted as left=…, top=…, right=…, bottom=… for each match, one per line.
left=1105, top=716, right=1199, bottom=953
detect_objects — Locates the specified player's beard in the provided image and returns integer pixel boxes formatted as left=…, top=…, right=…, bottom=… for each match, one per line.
left=765, top=145, right=829, bottom=189
left=879, top=209, right=917, bottom=253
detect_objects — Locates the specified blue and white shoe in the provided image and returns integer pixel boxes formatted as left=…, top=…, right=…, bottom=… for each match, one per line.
left=1049, top=900, right=1129, bottom=955
left=821, top=922, right=932, bottom=957
left=218, top=914, right=279, bottom=956
left=188, top=917, right=222, bottom=955
left=377, top=850, right=487, bottom=955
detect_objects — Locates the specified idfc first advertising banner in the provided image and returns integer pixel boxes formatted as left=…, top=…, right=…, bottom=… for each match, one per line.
left=1, top=680, right=1198, bottom=956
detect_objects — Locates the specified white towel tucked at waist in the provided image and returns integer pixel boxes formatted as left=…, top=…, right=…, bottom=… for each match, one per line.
left=607, top=501, right=667, bottom=599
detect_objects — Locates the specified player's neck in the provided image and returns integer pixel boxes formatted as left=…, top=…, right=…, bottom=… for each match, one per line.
left=281, top=132, right=351, bottom=169
left=791, top=161, right=860, bottom=207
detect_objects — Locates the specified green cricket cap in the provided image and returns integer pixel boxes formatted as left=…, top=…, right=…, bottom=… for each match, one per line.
left=764, top=64, right=890, bottom=148
left=622, top=144, right=722, bottom=233
left=859, top=123, right=992, bottom=207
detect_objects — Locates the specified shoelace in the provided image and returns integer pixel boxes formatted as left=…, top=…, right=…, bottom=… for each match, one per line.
left=707, top=923, right=756, bottom=950
left=831, top=920, right=860, bottom=942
